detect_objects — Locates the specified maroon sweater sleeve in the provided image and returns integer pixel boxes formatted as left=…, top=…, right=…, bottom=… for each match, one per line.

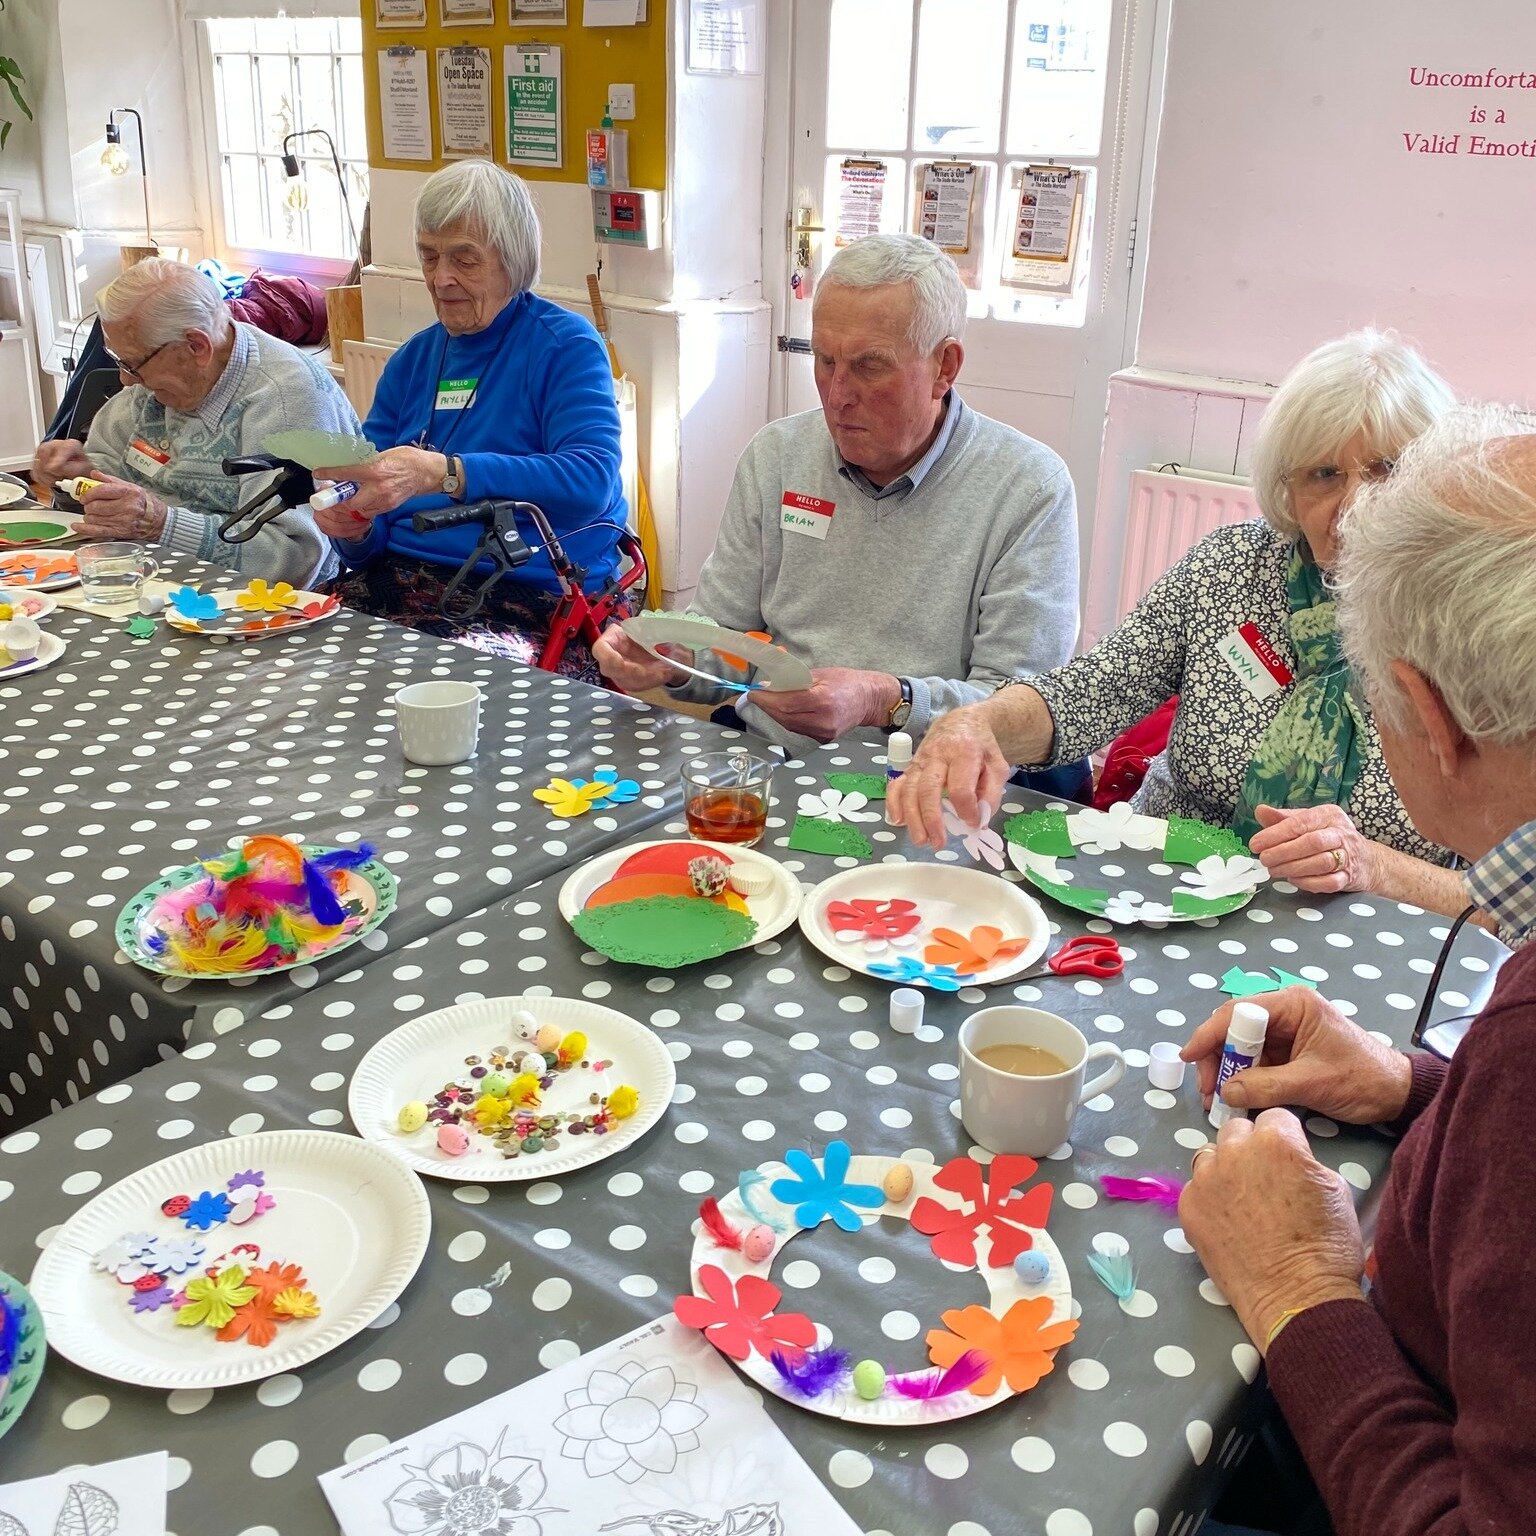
left=1266, top=1002, right=1536, bottom=1535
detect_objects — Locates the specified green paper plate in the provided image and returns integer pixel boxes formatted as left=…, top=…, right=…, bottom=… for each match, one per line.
left=115, top=845, right=398, bottom=979
left=0, top=516, right=75, bottom=546
left=0, top=1269, right=46, bottom=1442
left=570, top=894, right=758, bottom=968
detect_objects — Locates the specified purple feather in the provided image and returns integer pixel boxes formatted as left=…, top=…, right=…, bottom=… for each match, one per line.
left=301, top=861, right=346, bottom=926
left=309, top=844, right=375, bottom=873
left=890, top=1348, right=989, bottom=1401
left=769, top=1346, right=850, bottom=1399
left=1100, top=1173, right=1186, bottom=1212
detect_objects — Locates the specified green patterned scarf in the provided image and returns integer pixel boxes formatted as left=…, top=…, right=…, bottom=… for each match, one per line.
left=1231, top=544, right=1364, bottom=844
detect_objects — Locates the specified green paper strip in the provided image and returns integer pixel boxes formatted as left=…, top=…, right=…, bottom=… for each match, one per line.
left=1170, top=888, right=1252, bottom=920
left=1003, top=808, right=1074, bottom=856
left=1163, top=816, right=1251, bottom=869
left=1025, top=873, right=1108, bottom=915
left=570, top=894, right=757, bottom=968
left=786, top=815, right=874, bottom=859
left=826, top=772, right=888, bottom=800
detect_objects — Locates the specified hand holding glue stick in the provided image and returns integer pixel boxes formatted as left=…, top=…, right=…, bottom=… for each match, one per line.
left=1208, top=1002, right=1269, bottom=1129
left=309, top=480, right=360, bottom=513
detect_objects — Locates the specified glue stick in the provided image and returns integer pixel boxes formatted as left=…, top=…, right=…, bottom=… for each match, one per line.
left=1209, top=1001, right=1269, bottom=1129
left=309, top=481, right=359, bottom=513
left=885, top=730, right=913, bottom=825
left=55, top=477, right=101, bottom=499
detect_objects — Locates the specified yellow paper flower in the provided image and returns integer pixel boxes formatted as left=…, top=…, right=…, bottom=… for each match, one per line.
left=175, top=1264, right=258, bottom=1330
left=532, top=778, right=613, bottom=817
left=607, top=1084, right=640, bottom=1120
left=0, top=603, right=11, bottom=621
left=271, top=1286, right=321, bottom=1320
left=235, top=579, right=300, bottom=613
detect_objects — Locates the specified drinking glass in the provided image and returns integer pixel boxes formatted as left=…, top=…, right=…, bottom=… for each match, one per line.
left=77, top=541, right=159, bottom=609
left=681, top=750, right=776, bottom=847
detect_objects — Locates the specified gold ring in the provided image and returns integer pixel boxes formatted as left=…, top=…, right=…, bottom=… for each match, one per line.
left=1191, top=1144, right=1215, bottom=1172
left=1330, top=847, right=1346, bottom=872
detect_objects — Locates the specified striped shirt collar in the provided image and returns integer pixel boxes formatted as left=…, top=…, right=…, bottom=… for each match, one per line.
left=836, top=391, right=963, bottom=500
left=194, top=324, right=253, bottom=432
left=1465, top=817, right=1536, bottom=946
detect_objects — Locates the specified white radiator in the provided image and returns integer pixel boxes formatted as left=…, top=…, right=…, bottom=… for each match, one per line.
left=1115, top=466, right=1260, bottom=621
left=340, top=340, right=397, bottom=419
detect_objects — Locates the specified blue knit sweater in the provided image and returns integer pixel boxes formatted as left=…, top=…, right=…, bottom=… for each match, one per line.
left=336, top=291, right=626, bottom=595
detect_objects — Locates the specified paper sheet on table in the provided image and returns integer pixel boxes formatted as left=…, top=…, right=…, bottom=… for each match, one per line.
left=318, top=1315, right=861, bottom=1536
left=51, top=578, right=181, bottom=618
left=0, top=1451, right=169, bottom=1535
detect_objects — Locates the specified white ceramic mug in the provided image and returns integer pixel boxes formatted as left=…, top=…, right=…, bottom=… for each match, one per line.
left=395, top=680, right=483, bottom=766
left=958, top=1006, right=1126, bottom=1157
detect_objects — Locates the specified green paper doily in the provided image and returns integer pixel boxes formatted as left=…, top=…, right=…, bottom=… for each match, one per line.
left=825, top=772, right=888, bottom=801
left=787, top=815, right=874, bottom=859
left=570, top=894, right=758, bottom=968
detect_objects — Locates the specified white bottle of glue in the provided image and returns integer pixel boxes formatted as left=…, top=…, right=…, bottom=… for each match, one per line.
left=1209, top=1001, right=1269, bottom=1129
left=55, top=477, right=102, bottom=500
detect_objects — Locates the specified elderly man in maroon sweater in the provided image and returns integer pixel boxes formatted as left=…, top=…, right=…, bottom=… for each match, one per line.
left=1179, top=407, right=1536, bottom=1536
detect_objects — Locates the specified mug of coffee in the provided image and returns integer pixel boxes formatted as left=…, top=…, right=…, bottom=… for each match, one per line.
left=394, top=680, right=483, bottom=765
left=958, top=1006, right=1126, bottom=1157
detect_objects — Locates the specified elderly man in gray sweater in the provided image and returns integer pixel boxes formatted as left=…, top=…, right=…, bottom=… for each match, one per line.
left=33, top=258, right=356, bottom=587
left=594, top=233, right=1079, bottom=758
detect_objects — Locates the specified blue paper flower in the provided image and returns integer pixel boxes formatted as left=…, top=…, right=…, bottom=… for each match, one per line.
left=180, top=1189, right=233, bottom=1231
left=168, top=585, right=221, bottom=621
left=867, top=955, right=966, bottom=991
left=588, top=767, right=641, bottom=804
left=769, top=1140, right=885, bottom=1232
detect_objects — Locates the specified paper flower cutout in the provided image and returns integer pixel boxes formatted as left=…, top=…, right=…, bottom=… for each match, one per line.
left=533, top=778, right=614, bottom=818
left=146, top=1236, right=206, bottom=1276
left=272, top=1286, right=320, bottom=1320
left=245, top=1260, right=305, bottom=1305
left=673, top=1264, right=816, bottom=1362
left=175, top=1264, right=258, bottom=1330
left=218, top=1295, right=279, bottom=1348
left=300, top=595, right=339, bottom=620
left=911, top=1154, right=1054, bottom=1269
left=867, top=955, right=965, bottom=991
left=125, top=615, right=156, bottom=638
left=168, top=586, right=221, bottom=622
left=769, top=1141, right=885, bottom=1232
left=1102, top=892, right=1175, bottom=925
left=180, top=1189, right=234, bottom=1230
left=923, top=925, right=1032, bottom=976
left=235, top=578, right=300, bottom=612
left=1219, top=965, right=1318, bottom=999
left=385, top=1430, right=562, bottom=1536
left=129, top=1282, right=175, bottom=1314
left=1179, top=854, right=1270, bottom=901
left=590, top=766, right=641, bottom=804
left=92, top=1235, right=154, bottom=1281
left=926, top=1296, right=1079, bottom=1396
left=227, top=1169, right=265, bottom=1196
left=798, top=788, right=881, bottom=824
left=826, top=898, right=920, bottom=942
left=1068, top=802, right=1163, bottom=853
left=553, top=1361, right=707, bottom=1483
left=941, top=801, right=1006, bottom=869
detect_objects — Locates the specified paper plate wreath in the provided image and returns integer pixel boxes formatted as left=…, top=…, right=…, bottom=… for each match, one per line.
left=1004, top=805, right=1269, bottom=924
left=674, top=1143, right=1077, bottom=1426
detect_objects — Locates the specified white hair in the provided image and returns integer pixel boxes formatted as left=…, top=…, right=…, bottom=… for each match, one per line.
left=1334, top=403, right=1536, bottom=745
left=414, top=159, right=541, bottom=293
left=1251, top=329, right=1455, bottom=537
left=96, top=257, right=230, bottom=349
left=816, top=233, right=967, bottom=356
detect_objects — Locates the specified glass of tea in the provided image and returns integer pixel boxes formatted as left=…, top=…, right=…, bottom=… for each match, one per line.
left=681, top=750, right=776, bottom=847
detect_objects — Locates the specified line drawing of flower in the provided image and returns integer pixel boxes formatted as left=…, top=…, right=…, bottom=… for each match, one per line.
left=673, top=1265, right=816, bottom=1363
left=797, top=788, right=880, bottom=824
left=925, top=1296, right=1079, bottom=1396
left=910, top=1154, right=1055, bottom=1269
left=867, top=954, right=965, bottom=991
left=554, top=1360, right=709, bottom=1483
left=941, top=801, right=1007, bottom=869
left=768, top=1141, right=885, bottom=1232
left=1178, top=853, right=1270, bottom=901
left=1067, top=802, right=1163, bottom=853
left=384, top=1432, right=562, bottom=1535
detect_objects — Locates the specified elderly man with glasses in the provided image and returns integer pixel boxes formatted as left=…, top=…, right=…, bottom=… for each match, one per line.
left=32, top=257, right=358, bottom=586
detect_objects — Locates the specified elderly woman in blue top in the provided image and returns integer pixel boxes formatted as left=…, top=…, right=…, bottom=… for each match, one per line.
left=313, top=159, right=626, bottom=679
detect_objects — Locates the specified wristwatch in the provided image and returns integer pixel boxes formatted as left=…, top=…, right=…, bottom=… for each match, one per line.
left=441, top=455, right=466, bottom=501
left=886, top=677, right=913, bottom=732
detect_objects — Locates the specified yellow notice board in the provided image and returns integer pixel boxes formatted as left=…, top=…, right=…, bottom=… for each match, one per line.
left=362, top=5, right=667, bottom=188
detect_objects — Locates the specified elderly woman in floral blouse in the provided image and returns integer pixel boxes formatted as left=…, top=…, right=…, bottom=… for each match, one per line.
left=890, top=329, right=1475, bottom=920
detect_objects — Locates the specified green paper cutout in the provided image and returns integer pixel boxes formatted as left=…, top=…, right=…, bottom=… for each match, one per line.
left=571, top=895, right=757, bottom=968
left=1220, top=965, right=1320, bottom=998
left=1003, top=808, right=1074, bottom=856
left=263, top=429, right=378, bottom=470
left=787, top=815, right=874, bottom=859
left=1031, top=874, right=1107, bottom=914
left=1170, top=888, right=1252, bottom=919
left=125, top=616, right=156, bottom=638
left=1163, top=816, right=1250, bottom=869
left=0, top=521, right=68, bottom=542
left=826, top=772, right=887, bottom=800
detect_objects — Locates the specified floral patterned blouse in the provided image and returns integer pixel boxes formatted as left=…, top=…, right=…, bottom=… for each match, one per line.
left=1024, top=520, right=1451, bottom=864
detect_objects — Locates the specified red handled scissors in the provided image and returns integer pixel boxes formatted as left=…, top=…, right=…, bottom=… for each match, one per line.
left=1022, top=934, right=1125, bottom=981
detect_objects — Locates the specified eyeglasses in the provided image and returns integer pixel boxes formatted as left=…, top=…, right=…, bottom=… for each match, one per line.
left=1290, top=456, right=1396, bottom=503
left=104, top=338, right=177, bottom=381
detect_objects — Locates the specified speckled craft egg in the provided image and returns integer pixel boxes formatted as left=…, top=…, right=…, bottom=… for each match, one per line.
left=882, top=1162, right=914, bottom=1204
left=852, top=1360, right=887, bottom=1400
left=1014, top=1250, right=1051, bottom=1286
left=514, top=1052, right=546, bottom=1079
left=510, top=1008, right=540, bottom=1040
left=534, top=1023, right=562, bottom=1053
left=397, top=1101, right=429, bottom=1134
left=743, top=1224, right=776, bottom=1264
left=437, top=1123, right=471, bottom=1157
left=481, top=1071, right=511, bottom=1099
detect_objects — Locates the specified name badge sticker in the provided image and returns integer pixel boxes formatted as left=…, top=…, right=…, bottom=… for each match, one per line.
left=780, top=490, right=835, bottom=541
left=1217, top=623, right=1294, bottom=700
left=436, top=377, right=479, bottom=412
left=125, top=438, right=172, bottom=477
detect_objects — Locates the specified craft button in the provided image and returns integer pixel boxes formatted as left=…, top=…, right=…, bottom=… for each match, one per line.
left=852, top=1360, right=887, bottom=1399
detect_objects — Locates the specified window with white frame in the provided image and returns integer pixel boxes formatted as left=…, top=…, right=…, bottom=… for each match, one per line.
left=200, top=16, right=369, bottom=265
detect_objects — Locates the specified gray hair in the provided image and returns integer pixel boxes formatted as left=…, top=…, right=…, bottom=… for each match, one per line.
left=816, top=233, right=967, bottom=356
left=96, top=257, right=230, bottom=349
left=414, top=159, right=541, bottom=292
left=1251, top=329, right=1455, bottom=537
left=1335, top=403, right=1536, bottom=744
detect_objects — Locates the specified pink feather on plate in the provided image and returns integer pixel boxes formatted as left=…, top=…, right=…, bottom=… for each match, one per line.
left=890, top=1348, right=989, bottom=1401
left=1100, top=1173, right=1186, bottom=1212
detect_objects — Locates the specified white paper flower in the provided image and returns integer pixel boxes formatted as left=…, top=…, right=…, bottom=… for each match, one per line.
left=554, top=1362, right=707, bottom=1483
left=1068, top=802, right=1164, bottom=853
left=941, top=801, right=1006, bottom=869
left=1102, top=891, right=1176, bottom=925
left=797, top=788, right=880, bottom=823
left=147, top=1235, right=207, bottom=1276
left=92, top=1233, right=154, bottom=1282
left=1179, top=854, right=1270, bottom=901
left=385, top=1430, right=561, bottom=1536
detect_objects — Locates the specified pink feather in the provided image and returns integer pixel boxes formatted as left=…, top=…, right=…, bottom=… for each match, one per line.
left=890, top=1348, right=989, bottom=1401
left=1100, top=1173, right=1186, bottom=1212
left=698, top=1196, right=743, bottom=1251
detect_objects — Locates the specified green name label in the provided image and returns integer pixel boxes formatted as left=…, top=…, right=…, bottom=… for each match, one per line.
left=436, top=377, right=478, bottom=411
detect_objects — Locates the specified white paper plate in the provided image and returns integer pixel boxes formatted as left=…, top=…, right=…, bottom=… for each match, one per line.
left=0, top=508, right=77, bottom=544
left=558, top=839, right=803, bottom=957
left=0, top=482, right=27, bottom=507
left=799, top=863, right=1050, bottom=988
left=621, top=614, right=813, bottom=693
left=0, top=631, right=65, bottom=681
left=690, top=1154, right=1072, bottom=1426
left=0, top=587, right=58, bottom=621
left=0, top=552, right=78, bottom=591
left=349, top=995, right=676, bottom=1182
left=30, top=1130, right=431, bottom=1390
left=165, top=587, right=340, bottom=641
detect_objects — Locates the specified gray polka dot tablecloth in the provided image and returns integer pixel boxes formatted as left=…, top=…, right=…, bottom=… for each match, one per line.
left=0, top=565, right=754, bottom=1131
left=0, top=741, right=1508, bottom=1536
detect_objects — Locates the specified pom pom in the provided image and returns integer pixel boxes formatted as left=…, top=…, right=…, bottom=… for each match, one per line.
left=890, top=1348, right=989, bottom=1401
left=769, top=1346, right=850, bottom=1399
left=698, top=1195, right=743, bottom=1251
left=607, top=1084, right=640, bottom=1120
left=1100, top=1173, right=1186, bottom=1212
left=1088, top=1248, right=1137, bottom=1301
left=557, top=1030, right=588, bottom=1066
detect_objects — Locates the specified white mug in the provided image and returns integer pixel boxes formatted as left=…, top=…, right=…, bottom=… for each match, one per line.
left=958, top=1006, right=1126, bottom=1157
left=394, top=680, right=483, bottom=766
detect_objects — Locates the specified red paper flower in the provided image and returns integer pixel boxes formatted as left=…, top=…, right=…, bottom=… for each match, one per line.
left=910, top=1155, right=1054, bottom=1269
left=673, top=1264, right=816, bottom=1362
left=825, top=898, right=920, bottom=942
left=301, top=595, right=339, bottom=619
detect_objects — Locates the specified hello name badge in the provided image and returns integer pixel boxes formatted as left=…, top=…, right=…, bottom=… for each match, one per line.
left=780, top=491, right=835, bottom=541
left=435, top=377, right=478, bottom=411
left=125, top=437, right=172, bottom=477
left=1217, top=622, right=1294, bottom=700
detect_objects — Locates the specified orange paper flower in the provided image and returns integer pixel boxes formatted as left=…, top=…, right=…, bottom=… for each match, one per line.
left=923, top=925, right=1032, bottom=976
left=245, top=1260, right=306, bottom=1305
left=218, top=1295, right=279, bottom=1348
left=925, top=1296, right=1079, bottom=1396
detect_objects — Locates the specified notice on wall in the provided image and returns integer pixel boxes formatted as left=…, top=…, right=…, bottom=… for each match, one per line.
left=378, top=47, right=432, bottom=161
left=437, top=47, right=492, bottom=158
left=505, top=44, right=563, bottom=168
left=687, top=0, right=762, bottom=76
left=511, top=0, right=567, bottom=19
left=583, top=0, right=643, bottom=23
left=439, top=0, right=493, bottom=21
left=915, top=161, right=977, bottom=254
left=835, top=159, right=887, bottom=245
left=1012, top=164, right=1083, bottom=262
left=375, top=0, right=426, bottom=27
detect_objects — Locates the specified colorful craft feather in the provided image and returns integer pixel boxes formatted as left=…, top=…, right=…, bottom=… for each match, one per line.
left=769, top=1346, right=850, bottom=1399
left=1100, top=1173, right=1186, bottom=1212
left=737, top=1170, right=787, bottom=1233
left=1087, top=1249, right=1137, bottom=1301
left=889, top=1348, right=989, bottom=1401
left=698, top=1196, right=743, bottom=1251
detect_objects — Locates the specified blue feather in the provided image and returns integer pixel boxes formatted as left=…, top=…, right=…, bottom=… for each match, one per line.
left=1087, top=1249, right=1137, bottom=1301
left=769, top=1346, right=849, bottom=1399
left=301, top=860, right=346, bottom=926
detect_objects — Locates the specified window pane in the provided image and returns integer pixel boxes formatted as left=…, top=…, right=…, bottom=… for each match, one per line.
left=1007, top=0, right=1112, bottom=157
left=826, top=0, right=914, bottom=151
left=214, top=52, right=258, bottom=154
left=338, top=55, right=368, bottom=159
left=296, top=53, right=340, bottom=140
left=223, top=154, right=266, bottom=248
left=912, top=0, right=1007, bottom=154
left=256, top=52, right=297, bottom=150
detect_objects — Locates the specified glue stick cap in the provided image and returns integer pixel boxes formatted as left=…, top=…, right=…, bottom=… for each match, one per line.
left=887, top=732, right=913, bottom=770
left=889, top=987, right=924, bottom=1034
left=1227, top=1001, right=1270, bottom=1054
left=1147, top=1040, right=1186, bottom=1090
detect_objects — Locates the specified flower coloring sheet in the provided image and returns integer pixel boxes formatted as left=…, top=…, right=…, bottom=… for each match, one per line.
left=0, top=1452, right=168, bottom=1536
left=318, top=1316, right=861, bottom=1536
